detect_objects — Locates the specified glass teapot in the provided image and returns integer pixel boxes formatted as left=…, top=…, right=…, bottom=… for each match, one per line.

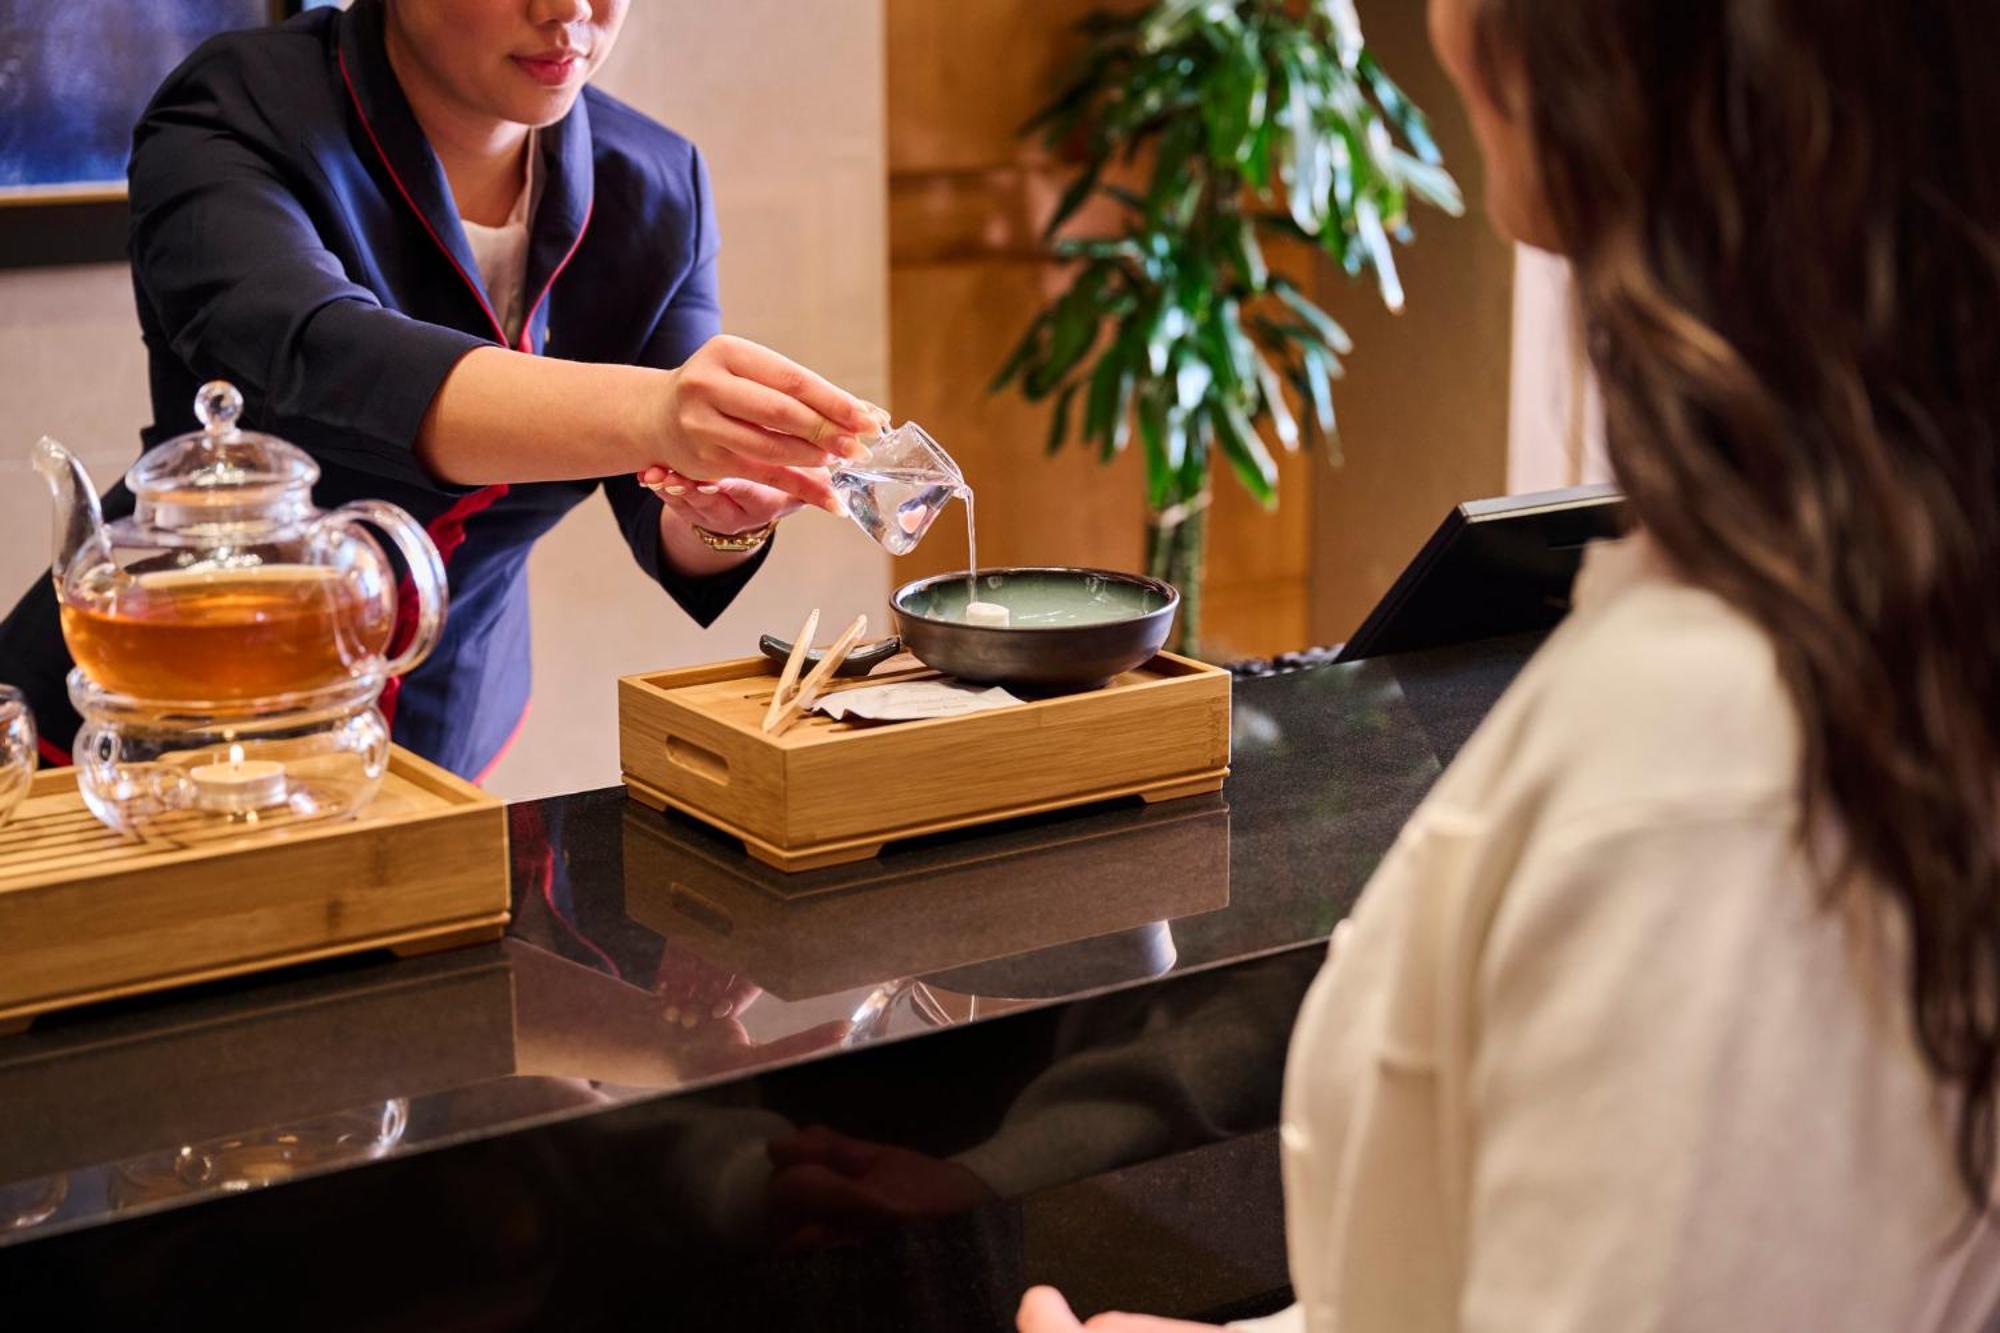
left=34, top=381, right=447, bottom=710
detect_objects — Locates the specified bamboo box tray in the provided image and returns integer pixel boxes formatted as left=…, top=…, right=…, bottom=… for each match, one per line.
left=619, top=651, right=1231, bottom=871
left=0, top=747, right=510, bottom=1032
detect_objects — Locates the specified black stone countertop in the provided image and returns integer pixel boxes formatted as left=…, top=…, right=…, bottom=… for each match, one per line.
left=0, top=635, right=1538, bottom=1330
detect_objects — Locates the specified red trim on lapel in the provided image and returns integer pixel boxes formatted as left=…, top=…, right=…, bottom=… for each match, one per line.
left=519, top=198, right=593, bottom=353
left=337, top=46, right=508, bottom=346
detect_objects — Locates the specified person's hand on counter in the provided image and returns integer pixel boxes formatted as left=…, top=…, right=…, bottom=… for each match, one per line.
left=1016, top=1287, right=1223, bottom=1333
left=763, top=1125, right=997, bottom=1250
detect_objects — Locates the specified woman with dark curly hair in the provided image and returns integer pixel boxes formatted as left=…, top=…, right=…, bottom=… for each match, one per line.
left=1022, top=0, right=2000, bottom=1328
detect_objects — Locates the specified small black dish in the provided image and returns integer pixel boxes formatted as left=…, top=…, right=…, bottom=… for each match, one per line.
left=757, top=634, right=903, bottom=678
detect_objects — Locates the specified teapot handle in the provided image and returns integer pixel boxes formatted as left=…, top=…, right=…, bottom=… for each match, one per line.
left=324, top=500, right=449, bottom=680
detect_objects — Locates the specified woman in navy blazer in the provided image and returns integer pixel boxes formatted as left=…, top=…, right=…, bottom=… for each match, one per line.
left=0, top=0, right=879, bottom=779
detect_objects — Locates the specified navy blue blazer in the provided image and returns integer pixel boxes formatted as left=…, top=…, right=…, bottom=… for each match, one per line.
left=0, top=0, right=766, bottom=779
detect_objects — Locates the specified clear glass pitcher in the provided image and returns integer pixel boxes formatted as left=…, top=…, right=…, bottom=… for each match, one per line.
left=829, top=421, right=967, bottom=557
left=34, top=382, right=448, bottom=709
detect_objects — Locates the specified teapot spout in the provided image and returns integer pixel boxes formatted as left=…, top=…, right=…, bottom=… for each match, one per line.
left=32, top=437, right=107, bottom=586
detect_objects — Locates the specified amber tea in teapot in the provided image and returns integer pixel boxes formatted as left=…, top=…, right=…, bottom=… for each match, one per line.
left=35, top=380, right=447, bottom=711
left=60, top=564, right=395, bottom=704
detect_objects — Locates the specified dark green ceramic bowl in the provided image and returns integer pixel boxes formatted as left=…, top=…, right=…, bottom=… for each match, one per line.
left=891, top=566, right=1180, bottom=689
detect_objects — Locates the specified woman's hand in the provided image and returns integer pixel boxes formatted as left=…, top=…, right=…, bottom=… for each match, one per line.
left=653, top=334, right=883, bottom=512
left=1017, top=1287, right=1223, bottom=1333
left=641, top=466, right=803, bottom=536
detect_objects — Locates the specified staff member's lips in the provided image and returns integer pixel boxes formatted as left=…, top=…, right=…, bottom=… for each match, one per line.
left=513, top=49, right=584, bottom=86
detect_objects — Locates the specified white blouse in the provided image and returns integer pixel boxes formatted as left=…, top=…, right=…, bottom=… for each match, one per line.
left=459, top=129, right=537, bottom=347
left=1238, top=536, right=2000, bottom=1332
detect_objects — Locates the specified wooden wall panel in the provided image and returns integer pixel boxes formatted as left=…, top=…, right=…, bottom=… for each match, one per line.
left=887, top=0, right=1114, bottom=173
left=886, top=0, right=1310, bottom=660
left=888, top=261, right=1149, bottom=579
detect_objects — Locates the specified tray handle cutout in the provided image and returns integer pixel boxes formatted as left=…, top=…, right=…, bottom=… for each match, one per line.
left=667, top=883, right=734, bottom=936
left=666, top=736, right=730, bottom=786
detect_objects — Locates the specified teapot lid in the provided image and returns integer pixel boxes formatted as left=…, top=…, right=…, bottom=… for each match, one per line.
left=125, top=382, right=320, bottom=513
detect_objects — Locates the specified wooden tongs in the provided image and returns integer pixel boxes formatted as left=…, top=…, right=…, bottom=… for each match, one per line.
left=761, top=609, right=868, bottom=736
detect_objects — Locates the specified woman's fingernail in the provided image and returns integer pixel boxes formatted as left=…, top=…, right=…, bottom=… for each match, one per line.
left=698, top=485, right=721, bottom=495
left=665, top=485, right=688, bottom=496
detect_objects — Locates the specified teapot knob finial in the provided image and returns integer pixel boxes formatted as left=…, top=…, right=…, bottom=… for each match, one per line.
left=194, top=381, right=243, bottom=435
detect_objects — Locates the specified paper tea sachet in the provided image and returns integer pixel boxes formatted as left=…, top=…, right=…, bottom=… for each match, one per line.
left=812, top=680, right=1023, bottom=723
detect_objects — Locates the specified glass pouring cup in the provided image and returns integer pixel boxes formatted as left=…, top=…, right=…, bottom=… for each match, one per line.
left=0, top=685, right=35, bottom=828
left=827, top=422, right=966, bottom=557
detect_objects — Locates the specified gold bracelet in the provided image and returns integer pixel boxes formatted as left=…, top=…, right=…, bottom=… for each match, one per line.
left=690, top=520, right=776, bottom=553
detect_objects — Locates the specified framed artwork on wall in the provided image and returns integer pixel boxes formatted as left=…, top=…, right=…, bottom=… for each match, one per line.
left=0, top=1, right=328, bottom=269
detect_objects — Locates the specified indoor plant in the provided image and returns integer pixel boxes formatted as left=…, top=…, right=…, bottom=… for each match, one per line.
left=993, top=0, right=1462, bottom=654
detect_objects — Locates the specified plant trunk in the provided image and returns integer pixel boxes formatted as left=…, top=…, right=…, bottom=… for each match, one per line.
left=1146, top=492, right=1209, bottom=658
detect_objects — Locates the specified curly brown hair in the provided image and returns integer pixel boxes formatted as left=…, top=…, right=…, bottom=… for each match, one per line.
left=1474, top=0, right=2000, bottom=1210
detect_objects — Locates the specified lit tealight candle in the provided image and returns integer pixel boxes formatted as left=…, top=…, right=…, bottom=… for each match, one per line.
left=191, top=743, right=288, bottom=814
left=964, top=601, right=1011, bottom=628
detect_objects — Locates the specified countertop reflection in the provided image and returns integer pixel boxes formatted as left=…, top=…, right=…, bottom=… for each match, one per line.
left=0, top=636, right=1534, bottom=1261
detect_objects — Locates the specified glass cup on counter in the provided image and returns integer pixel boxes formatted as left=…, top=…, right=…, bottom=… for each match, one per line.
left=0, top=685, right=36, bottom=828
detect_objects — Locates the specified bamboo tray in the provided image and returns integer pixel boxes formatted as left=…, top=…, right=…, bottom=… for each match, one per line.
left=619, top=651, right=1232, bottom=871
left=0, top=748, right=510, bottom=1033
left=622, top=795, right=1230, bottom=1000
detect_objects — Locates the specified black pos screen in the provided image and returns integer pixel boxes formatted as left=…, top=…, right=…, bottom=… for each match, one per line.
left=1337, top=485, right=1628, bottom=662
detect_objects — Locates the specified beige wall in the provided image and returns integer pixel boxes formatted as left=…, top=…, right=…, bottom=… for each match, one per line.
left=0, top=268, right=152, bottom=601
left=0, top=0, right=890, bottom=801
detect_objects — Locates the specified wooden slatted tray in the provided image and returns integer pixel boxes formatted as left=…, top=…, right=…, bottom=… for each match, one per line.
left=0, top=747, right=510, bottom=1032
left=620, top=651, right=1231, bottom=871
